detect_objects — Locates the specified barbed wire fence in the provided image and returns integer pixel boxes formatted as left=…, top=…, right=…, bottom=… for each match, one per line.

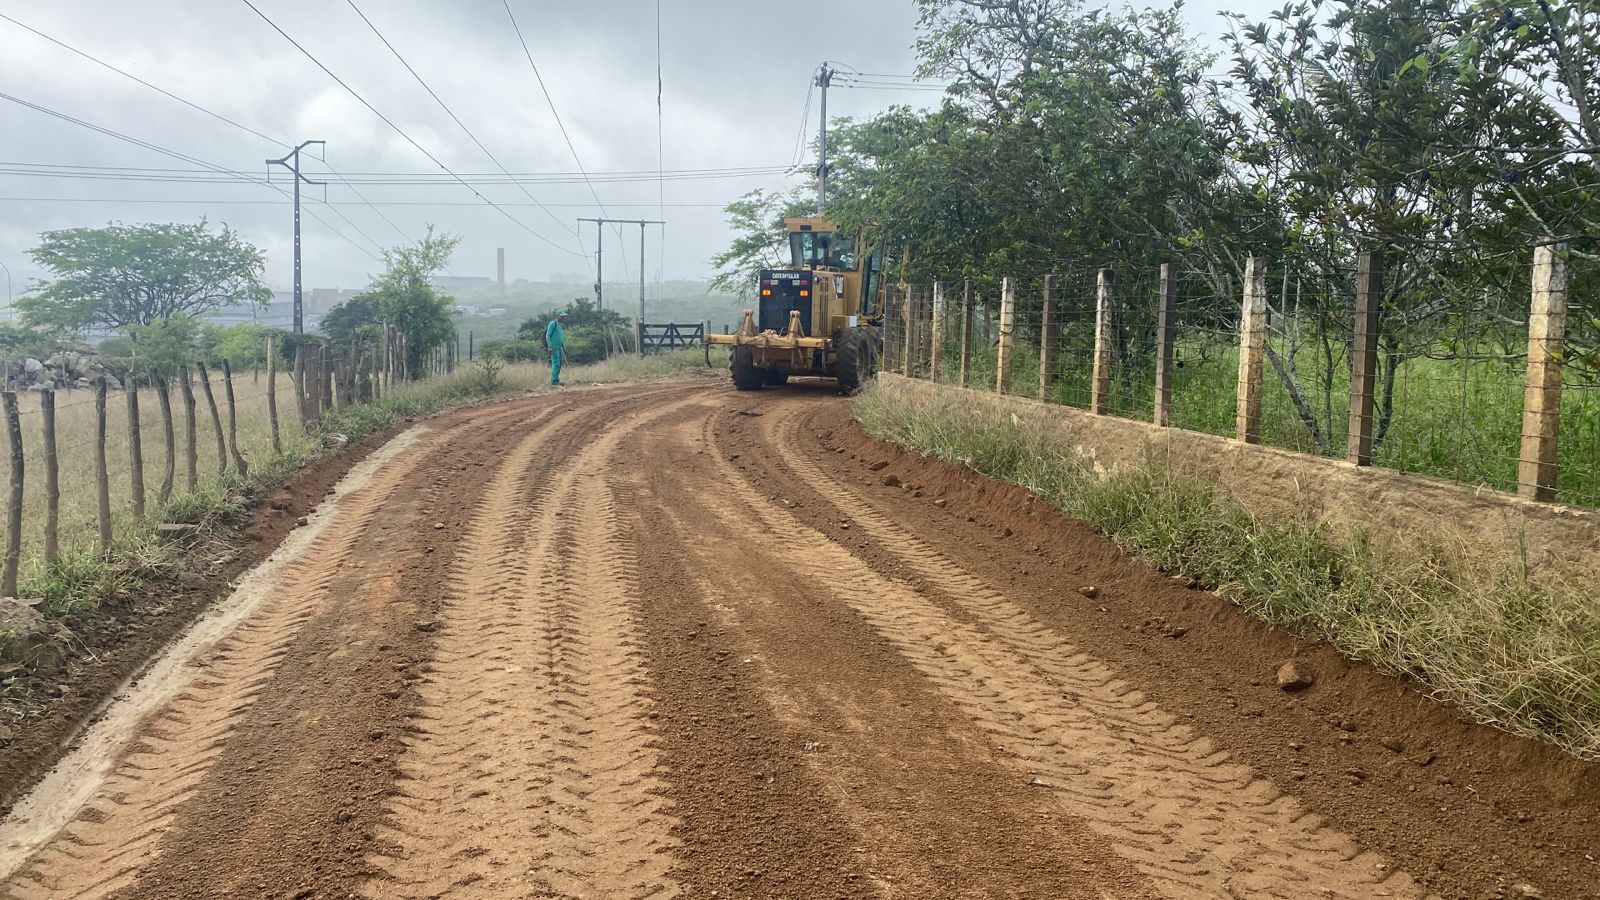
left=887, top=238, right=1597, bottom=513
left=0, top=334, right=463, bottom=598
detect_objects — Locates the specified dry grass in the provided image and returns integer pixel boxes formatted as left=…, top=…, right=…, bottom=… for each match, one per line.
left=856, top=377, right=1600, bottom=760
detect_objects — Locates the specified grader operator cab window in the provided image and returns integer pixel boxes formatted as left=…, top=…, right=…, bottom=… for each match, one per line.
left=789, top=231, right=857, bottom=271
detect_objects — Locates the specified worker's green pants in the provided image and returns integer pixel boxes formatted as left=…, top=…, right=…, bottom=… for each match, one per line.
left=550, top=348, right=564, bottom=385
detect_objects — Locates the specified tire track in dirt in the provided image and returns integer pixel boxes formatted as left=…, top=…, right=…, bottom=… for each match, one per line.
left=706, top=403, right=1434, bottom=899
left=0, top=427, right=442, bottom=900
left=634, top=412, right=1160, bottom=898
left=366, top=392, right=695, bottom=899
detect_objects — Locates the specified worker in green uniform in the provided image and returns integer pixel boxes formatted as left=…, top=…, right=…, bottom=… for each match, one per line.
left=545, top=310, right=566, bottom=386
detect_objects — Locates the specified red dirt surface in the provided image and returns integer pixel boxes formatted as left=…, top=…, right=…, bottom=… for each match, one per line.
left=0, top=378, right=1592, bottom=899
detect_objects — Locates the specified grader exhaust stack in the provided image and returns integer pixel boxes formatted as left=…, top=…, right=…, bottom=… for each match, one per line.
left=706, top=217, right=884, bottom=393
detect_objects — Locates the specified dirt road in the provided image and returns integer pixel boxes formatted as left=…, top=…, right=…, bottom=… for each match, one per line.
left=1, top=379, right=1594, bottom=899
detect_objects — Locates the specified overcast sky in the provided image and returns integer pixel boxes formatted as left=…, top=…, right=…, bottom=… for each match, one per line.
left=0, top=1, right=1270, bottom=300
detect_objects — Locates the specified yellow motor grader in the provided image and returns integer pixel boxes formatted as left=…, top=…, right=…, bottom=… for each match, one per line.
left=707, top=217, right=884, bottom=392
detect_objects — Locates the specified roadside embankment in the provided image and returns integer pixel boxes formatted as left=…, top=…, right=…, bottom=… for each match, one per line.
left=857, top=374, right=1600, bottom=759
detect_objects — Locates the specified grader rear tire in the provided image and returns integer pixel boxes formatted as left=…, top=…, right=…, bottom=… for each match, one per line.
left=836, top=327, right=879, bottom=395
left=731, top=346, right=766, bottom=391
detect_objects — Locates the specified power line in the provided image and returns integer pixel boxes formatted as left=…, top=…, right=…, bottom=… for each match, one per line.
left=0, top=11, right=288, bottom=150
left=0, top=90, right=381, bottom=261
left=501, top=0, right=631, bottom=282
left=0, top=197, right=735, bottom=208
left=342, top=0, right=580, bottom=247
left=239, top=0, right=583, bottom=257
left=0, top=10, right=417, bottom=253
left=0, top=161, right=792, bottom=179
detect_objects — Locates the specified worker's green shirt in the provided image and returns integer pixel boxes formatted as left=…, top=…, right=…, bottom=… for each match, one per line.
left=545, top=320, right=565, bottom=350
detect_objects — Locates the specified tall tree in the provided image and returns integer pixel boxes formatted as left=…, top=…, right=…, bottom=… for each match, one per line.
left=709, top=188, right=815, bottom=300
left=21, top=221, right=269, bottom=335
left=358, top=226, right=459, bottom=379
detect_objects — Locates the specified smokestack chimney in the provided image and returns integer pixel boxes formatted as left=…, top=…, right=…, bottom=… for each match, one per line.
left=497, top=247, right=506, bottom=294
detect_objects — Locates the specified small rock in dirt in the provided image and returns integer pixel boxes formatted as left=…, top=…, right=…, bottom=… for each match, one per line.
left=1289, top=770, right=1308, bottom=781
left=932, top=498, right=947, bottom=508
left=881, top=474, right=901, bottom=487
left=433, top=522, right=445, bottom=530
left=322, top=432, right=349, bottom=449
left=1513, top=884, right=1544, bottom=899
left=295, top=516, right=309, bottom=527
left=1028, top=776, right=1050, bottom=788
left=1338, top=719, right=1359, bottom=733
left=1165, top=626, right=1188, bottom=639
left=803, top=741, right=824, bottom=753
left=1275, top=660, right=1315, bottom=692
left=729, top=453, right=740, bottom=461
left=268, top=498, right=291, bottom=511
left=839, top=522, right=850, bottom=530
left=1288, top=741, right=1305, bottom=751
left=737, top=409, right=764, bottom=417
left=867, top=460, right=889, bottom=472
left=1380, top=736, right=1406, bottom=753
left=1077, top=585, right=1099, bottom=599
left=414, top=620, right=439, bottom=633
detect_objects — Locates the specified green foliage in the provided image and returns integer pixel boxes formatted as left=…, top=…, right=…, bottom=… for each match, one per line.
left=360, top=225, right=460, bottom=379
left=321, top=293, right=382, bottom=347
left=20, top=220, right=269, bottom=335
left=708, top=188, right=815, bottom=299
left=516, top=297, right=626, bottom=366
left=479, top=338, right=544, bottom=363
left=122, top=314, right=204, bottom=375
left=203, top=322, right=272, bottom=371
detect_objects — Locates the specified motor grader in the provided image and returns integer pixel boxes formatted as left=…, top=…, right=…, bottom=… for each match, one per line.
left=707, top=217, right=883, bottom=392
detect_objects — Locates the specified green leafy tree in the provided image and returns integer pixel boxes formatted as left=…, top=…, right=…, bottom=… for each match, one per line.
left=122, top=314, right=205, bottom=375
left=515, top=297, right=627, bottom=366
left=709, top=188, right=815, bottom=300
left=358, top=226, right=460, bottom=379
left=20, top=221, right=269, bottom=335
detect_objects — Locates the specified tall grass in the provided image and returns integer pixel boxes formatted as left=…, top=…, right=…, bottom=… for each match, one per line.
left=856, top=378, right=1600, bottom=759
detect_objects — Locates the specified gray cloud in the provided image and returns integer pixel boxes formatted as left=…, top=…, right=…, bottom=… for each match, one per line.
left=0, top=0, right=1266, bottom=301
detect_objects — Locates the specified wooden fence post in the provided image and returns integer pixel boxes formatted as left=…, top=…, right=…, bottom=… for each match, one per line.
left=95, top=378, right=112, bottom=551
left=320, top=345, right=334, bottom=413
left=292, top=345, right=308, bottom=430
left=41, top=390, right=59, bottom=562
left=1235, top=256, right=1269, bottom=444
left=1039, top=274, right=1057, bottom=402
left=126, top=379, right=146, bottom=521
left=996, top=276, right=1016, bottom=395
left=1347, top=250, right=1385, bottom=464
left=1091, top=269, right=1114, bottom=414
left=930, top=282, right=946, bottom=382
left=266, top=337, right=281, bottom=453
left=151, top=370, right=174, bottom=505
left=1518, top=242, right=1568, bottom=500
left=1154, top=263, right=1177, bottom=427
left=222, top=360, right=249, bottom=476
left=959, top=279, right=973, bottom=388
left=3, top=391, right=21, bottom=597
left=195, top=362, right=227, bottom=478
left=469, top=331, right=475, bottom=361
left=179, top=366, right=198, bottom=492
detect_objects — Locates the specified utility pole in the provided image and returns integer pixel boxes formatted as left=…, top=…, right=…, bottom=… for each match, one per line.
left=815, top=63, right=833, bottom=214
left=266, top=139, right=326, bottom=333
left=579, top=218, right=664, bottom=357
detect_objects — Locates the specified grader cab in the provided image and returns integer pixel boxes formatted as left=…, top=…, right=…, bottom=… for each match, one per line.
left=707, top=217, right=884, bottom=393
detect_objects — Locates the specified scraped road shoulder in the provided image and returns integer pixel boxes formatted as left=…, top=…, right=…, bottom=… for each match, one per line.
left=0, top=379, right=1592, bottom=899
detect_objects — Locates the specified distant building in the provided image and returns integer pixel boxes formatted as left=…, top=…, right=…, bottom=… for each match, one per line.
left=486, top=307, right=508, bottom=317
left=430, top=275, right=494, bottom=291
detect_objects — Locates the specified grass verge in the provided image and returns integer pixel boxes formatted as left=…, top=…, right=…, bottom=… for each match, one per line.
left=19, top=349, right=718, bottom=617
left=855, top=377, right=1600, bottom=760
